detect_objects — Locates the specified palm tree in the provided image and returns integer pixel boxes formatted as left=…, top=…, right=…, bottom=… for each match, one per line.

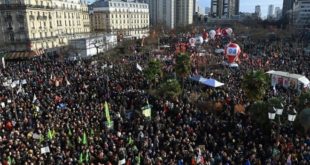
left=297, top=91, right=310, bottom=110
left=159, top=79, right=181, bottom=101
left=144, top=60, right=163, bottom=89
left=175, top=53, right=191, bottom=90
left=242, top=70, right=269, bottom=103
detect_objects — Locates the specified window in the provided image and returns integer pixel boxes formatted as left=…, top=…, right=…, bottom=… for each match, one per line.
left=9, top=33, right=14, bottom=41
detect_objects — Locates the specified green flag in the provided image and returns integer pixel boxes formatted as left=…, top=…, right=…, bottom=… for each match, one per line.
left=82, top=132, right=87, bottom=145
left=85, top=151, right=90, bottom=163
left=8, top=156, right=15, bottom=165
left=79, top=152, right=84, bottom=164
left=135, top=155, right=141, bottom=164
left=128, top=136, right=134, bottom=145
left=104, top=101, right=112, bottom=126
left=68, top=127, right=72, bottom=136
left=47, top=129, right=53, bottom=140
left=90, top=129, right=94, bottom=137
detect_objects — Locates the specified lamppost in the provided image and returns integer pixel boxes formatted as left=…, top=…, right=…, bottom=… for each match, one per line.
left=268, top=104, right=297, bottom=137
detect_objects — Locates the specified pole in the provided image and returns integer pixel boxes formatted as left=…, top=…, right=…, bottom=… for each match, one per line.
left=11, top=86, right=18, bottom=121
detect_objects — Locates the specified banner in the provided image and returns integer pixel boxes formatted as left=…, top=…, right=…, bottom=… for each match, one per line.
left=40, top=146, right=50, bottom=154
left=141, top=100, right=151, bottom=118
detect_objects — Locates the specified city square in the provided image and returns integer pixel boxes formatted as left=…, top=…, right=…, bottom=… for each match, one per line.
left=0, top=0, right=310, bottom=164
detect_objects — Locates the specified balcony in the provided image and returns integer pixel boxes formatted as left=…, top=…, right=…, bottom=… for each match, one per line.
left=29, top=15, right=35, bottom=20
left=37, top=15, right=48, bottom=20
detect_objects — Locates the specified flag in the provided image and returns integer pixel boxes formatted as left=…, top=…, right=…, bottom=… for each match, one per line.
left=142, top=100, right=151, bottom=118
left=8, top=155, right=15, bottom=165
left=1, top=57, right=5, bottom=69
left=66, top=77, right=71, bottom=86
left=17, top=84, right=23, bottom=94
left=104, top=101, right=112, bottom=126
left=79, top=152, right=84, bottom=164
left=136, top=63, right=143, bottom=71
left=50, top=73, right=54, bottom=80
left=85, top=151, right=90, bottom=163
left=82, top=132, right=87, bottom=145
left=68, top=127, right=72, bottom=136
left=33, top=94, right=37, bottom=103
left=90, top=129, right=94, bottom=137
left=47, top=129, right=53, bottom=140
left=128, top=136, right=134, bottom=145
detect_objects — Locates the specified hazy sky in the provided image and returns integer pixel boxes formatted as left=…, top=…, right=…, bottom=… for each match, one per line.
left=199, top=0, right=283, bottom=18
left=88, top=0, right=284, bottom=18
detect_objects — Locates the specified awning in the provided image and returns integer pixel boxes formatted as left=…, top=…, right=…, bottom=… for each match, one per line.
left=266, top=70, right=310, bottom=87
left=5, top=49, right=45, bottom=60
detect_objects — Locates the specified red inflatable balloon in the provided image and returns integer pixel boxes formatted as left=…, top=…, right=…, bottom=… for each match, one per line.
left=225, top=43, right=241, bottom=64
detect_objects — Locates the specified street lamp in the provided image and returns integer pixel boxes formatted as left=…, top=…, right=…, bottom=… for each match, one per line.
left=268, top=104, right=297, bottom=138
left=288, top=108, right=297, bottom=122
left=268, top=108, right=276, bottom=120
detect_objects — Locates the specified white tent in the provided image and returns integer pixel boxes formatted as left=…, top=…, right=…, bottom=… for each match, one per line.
left=199, top=78, right=225, bottom=87
left=266, top=70, right=310, bottom=88
left=190, top=76, right=224, bottom=87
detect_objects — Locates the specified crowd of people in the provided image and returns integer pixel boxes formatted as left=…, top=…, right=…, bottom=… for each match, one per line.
left=0, top=29, right=309, bottom=165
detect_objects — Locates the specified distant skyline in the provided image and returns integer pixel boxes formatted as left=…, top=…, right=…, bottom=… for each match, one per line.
left=88, top=0, right=283, bottom=18
left=198, top=0, right=283, bottom=18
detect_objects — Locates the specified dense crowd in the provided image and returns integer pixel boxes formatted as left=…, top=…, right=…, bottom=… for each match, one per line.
left=0, top=31, right=309, bottom=165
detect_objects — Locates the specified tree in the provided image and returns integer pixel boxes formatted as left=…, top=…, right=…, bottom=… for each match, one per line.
left=297, top=91, right=310, bottom=110
left=249, top=101, right=269, bottom=126
left=175, top=53, right=191, bottom=90
left=241, top=70, right=269, bottom=103
left=268, top=97, right=283, bottom=109
left=144, top=60, right=163, bottom=88
left=159, top=79, right=181, bottom=100
left=298, top=108, right=310, bottom=133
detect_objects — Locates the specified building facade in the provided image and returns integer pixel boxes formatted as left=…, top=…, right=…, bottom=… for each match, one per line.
left=145, top=0, right=158, bottom=26
left=146, top=0, right=194, bottom=29
left=90, top=0, right=149, bottom=39
left=175, top=0, right=194, bottom=26
left=158, top=0, right=175, bottom=29
left=255, top=5, right=261, bottom=18
left=282, top=0, right=295, bottom=17
left=292, top=0, right=310, bottom=29
left=268, top=4, right=274, bottom=19
left=210, top=0, right=239, bottom=18
left=0, top=0, right=90, bottom=54
left=275, top=7, right=282, bottom=20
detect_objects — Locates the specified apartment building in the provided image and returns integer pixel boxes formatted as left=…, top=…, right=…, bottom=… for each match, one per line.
left=0, top=0, right=90, bottom=55
left=89, top=0, right=149, bottom=39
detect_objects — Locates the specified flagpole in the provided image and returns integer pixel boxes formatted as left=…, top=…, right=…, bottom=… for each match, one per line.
left=11, top=84, right=18, bottom=121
